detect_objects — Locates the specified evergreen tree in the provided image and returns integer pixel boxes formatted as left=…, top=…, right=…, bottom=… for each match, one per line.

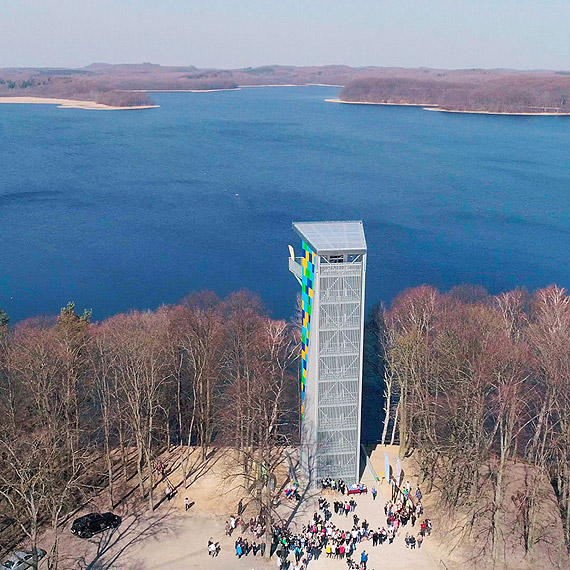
left=0, top=308, right=9, bottom=328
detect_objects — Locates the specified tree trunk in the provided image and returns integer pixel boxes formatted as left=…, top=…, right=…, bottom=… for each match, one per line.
left=391, top=401, right=400, bottom=446
left=146, top=448, right=154, bottom=512
left=119, top=420, right=128, bottom=484
left=104, top=430, right=115, bottom=509
left=166, top=414, right=171, bottom=453
left=177, top=359, right=183, bottom=445
left=136, top=440, right=145, bottom=499
left=381, top=373, right=392, bottom=446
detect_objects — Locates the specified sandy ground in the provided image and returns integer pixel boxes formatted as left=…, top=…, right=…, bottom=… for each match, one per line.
left=33, top=446, right=441, bottom=570
left=0, top=97, right=159, bottom=110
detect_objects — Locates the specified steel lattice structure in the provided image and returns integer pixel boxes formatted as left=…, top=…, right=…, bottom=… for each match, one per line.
left=289, top=221, right=367, bottom=484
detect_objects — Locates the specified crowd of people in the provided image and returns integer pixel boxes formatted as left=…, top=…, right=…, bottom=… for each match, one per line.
left=213, top=474, right=433, bottom=569
left=321, top=477, right=347, bottom=495
left=268, top=488, right=432, bottom=570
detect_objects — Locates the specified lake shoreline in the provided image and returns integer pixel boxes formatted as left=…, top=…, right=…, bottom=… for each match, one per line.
left=424, top=107, right=570, bottom=116
left=0, top=96, right=159, bottom=110
left=131, top=84, right=344, bottom=93
left=325, top=98, right=438, bottom=107
left=325, top=98, right=570, bottom=116
left=128, top=88, right=241, bottom=93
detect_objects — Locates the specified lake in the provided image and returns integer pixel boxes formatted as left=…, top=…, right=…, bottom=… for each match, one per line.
left=1, top=86, right=570, bottom=323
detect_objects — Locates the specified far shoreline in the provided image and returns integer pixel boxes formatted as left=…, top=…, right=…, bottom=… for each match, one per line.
left=0, top=96, right=159, bottom=111
left=325, top=98, right=570, bottom=116
left=325, top=98, right=438, bottom=107
left=130, top=84, right=344, bottom=93
left=128, top=88, right=241, bottom=93
left=424, top=107, right=570, bottom=117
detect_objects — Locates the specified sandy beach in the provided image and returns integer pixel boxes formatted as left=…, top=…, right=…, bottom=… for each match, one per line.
left=0, top=96, right=159, bottom=110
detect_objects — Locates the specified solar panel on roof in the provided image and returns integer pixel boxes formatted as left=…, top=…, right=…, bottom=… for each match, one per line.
left=292, top=221, right=367, bottom=254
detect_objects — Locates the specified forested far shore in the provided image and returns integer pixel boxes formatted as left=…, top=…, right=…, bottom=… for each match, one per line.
left=2, top=63, right=570, bottom=111
left=340, top=75, right=570, bottom=114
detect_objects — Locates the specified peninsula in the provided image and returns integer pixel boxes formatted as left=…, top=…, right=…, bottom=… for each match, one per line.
left=338, top=70, right=570, bottom=115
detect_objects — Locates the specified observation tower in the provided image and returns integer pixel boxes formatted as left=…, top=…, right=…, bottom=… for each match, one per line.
left=288, top=221, right=367, bottom=484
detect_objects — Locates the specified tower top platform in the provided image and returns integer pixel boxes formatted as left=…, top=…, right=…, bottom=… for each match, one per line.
left=292, top=221, right=367, bottom=255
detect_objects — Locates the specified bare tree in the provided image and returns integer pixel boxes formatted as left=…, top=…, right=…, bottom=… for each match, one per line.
left=0, top=432, right=90, bottom=570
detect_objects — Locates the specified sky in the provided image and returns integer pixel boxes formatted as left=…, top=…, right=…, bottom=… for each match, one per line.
left=1, top=0, right=569, bottom=70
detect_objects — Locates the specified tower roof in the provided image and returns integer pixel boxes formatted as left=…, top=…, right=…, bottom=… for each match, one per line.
left=292, top=221, right=367, bottom=254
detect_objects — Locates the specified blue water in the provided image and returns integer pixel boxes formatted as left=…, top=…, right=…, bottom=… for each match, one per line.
left=1, top=86, right=570, bottom=323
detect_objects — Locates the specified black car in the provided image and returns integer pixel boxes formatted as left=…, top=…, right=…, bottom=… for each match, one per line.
left=71, top=512, right=121, bottom=539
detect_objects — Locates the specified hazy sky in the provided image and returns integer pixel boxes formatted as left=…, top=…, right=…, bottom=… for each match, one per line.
left=2, top=0, right=569, bottom=70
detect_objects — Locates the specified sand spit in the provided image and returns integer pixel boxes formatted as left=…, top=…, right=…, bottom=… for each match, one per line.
left=0, top=96, right=159, bottom=110
left=423, top=107, right=570, bottom=116
left=325, top=98, right=437, bottom=107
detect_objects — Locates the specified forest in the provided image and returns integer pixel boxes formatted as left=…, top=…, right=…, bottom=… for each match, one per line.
left=373, top=284, right=570, bottom=564
left=2, top=283, right=570, bottom=568
left=0, top=292, right=298, bottom=568
left=2, top=63, right=570, bottom=112
left=340, top=74, right=570, bottom=113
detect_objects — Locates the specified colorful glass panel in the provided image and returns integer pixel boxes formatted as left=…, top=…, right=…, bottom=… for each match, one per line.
left=300, top=241, right=315, bottom=419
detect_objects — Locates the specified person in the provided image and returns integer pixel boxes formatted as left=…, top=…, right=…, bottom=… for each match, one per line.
left=185, top=497, right=190, bottom=511
left=208, top=538, right=219, bottom=556
left=360, top=550, right=368, bottom=569
left=165, top=483, right=174, bottom=501
left=391, top=477, right=397, bottom=501
left=417, top=533, right=424, bottom=548
left=372, top=487, right=377, bottom=501
left=155, top=459, right=166, bottom=480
